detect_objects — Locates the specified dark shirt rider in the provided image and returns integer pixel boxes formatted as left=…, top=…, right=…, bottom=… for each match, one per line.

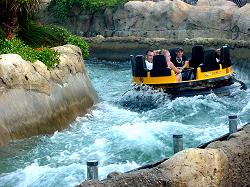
left=172, top=47, right=194, bottom=80
left=172, top=47, right=189, bottom=69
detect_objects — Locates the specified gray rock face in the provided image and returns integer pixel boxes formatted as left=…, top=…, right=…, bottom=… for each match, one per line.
left=157, top=148, right=229, bottom=187
left=207, top=125, right=250, bottom=187
left=0, top=45, right=98, bottom=146
left=43, top=0, right=250, bottom=40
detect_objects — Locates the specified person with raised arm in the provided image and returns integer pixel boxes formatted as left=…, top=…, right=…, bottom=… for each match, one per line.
left=162, top=49, right=182, bottom=82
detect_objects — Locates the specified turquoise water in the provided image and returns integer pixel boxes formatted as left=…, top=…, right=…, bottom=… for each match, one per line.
left=0, top=59, right=249, bottom=187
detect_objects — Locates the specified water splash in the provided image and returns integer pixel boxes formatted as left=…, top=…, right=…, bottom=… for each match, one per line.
left=0, top=60, right=249, bottom=187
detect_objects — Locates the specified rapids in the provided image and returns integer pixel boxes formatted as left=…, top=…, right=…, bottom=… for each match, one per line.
left=0, top=59, right=249, bottom=187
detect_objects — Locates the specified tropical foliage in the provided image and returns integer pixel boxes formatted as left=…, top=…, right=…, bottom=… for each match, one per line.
left=0, top=0, right=42, bottom=36
left=0, top=37, right=60, bottom=69
left=0, top=0, right=89, bottom=68
left=49, top=0, right=129, bottom=20
left=0, top=24, right=89, bottom=68
left=52, top=26, right=89, bottom=59
left=18, top=23, right=89, bottom=59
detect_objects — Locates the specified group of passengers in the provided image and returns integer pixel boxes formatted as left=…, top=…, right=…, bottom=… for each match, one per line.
left=145, top=47, right=189, bottom=82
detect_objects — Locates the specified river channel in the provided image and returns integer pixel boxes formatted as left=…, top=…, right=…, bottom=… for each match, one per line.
left=0, top=59, right=249, bottom=187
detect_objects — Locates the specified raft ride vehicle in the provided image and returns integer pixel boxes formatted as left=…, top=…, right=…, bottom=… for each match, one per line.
left=130, top=45, right=246, bottom=97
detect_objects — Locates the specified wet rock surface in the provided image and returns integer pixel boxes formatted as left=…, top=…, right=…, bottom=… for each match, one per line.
left=0, top=45, right=98, bottom=146
left=207, top=124, right=250, bottom=187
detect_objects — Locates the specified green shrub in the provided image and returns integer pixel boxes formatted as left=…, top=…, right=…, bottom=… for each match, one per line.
left=18, top=23, right=89, bottom=59
left=35, top=47, right=60, bottom=68
left=50, top=26, right=89, bottom=59
left=50, top=0, right=129, bottom=20
left=0, top=37, right=60, bottom=69
left=18, top=22, right=63, bottom=48
left=80, top=0, right=128, bottom=12
left=0, top=23, right=89, bottom=69
left=65, top=34, right=89, bottom=59
left=0, top=37, right=37, bottom=62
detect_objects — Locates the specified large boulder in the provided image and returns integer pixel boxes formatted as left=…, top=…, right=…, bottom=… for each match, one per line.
left=0, top=45, right=98, bottom=146
left=113, top=0, right=192, bottom=38
left=51, top=44, right=84, bottom=84
left=0, top=54, right=50, bottom=94
left=186, top=0, right=238, bottom=39
left=232, top=4, right=250, bottom=39
left=207, top=124, right=250, bottom=187
left=197, top=0, right=237, bottom=6
left=157, top=148, right=229, bottom=186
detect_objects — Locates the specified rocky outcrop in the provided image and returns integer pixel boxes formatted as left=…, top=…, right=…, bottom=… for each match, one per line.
left=42, top=0, right=250, bottom=40
left=78, top=124, right=250, bottom=187
left=0, top=55, right=50, bottom=95
left=0, top=44, right=98, bottom=146
left=157, top=149, right=229, bottom=186
left=207, top=125, right=250, bottom=187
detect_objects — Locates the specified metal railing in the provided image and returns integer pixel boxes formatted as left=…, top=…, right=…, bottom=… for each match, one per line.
left=86, top=115, right=245, bottom=180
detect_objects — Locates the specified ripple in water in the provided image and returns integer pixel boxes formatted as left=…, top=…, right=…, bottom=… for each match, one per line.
left=0, top=60, right=249, bottom=187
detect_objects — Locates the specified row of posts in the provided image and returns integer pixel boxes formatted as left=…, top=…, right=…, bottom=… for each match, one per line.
left=86, top=115, right=239, bottom=180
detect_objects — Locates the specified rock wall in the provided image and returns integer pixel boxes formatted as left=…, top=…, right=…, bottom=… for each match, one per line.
left=0, top=44, right=98, bottom=146
left=78, top=124, right=250, bottom=187
left=43, top=0, right=250, bottom=41
left=84, top=36, right=250, bottom=61
left=207, top=126, right=250, bottom=186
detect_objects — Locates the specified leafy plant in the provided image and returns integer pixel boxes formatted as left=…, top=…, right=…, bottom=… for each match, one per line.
left=0, top=37, right=60, bottom=69
left=0, top=0, right=89, bottom=69
left=0, top=37, right=37, bottom=62
left=18, top=23, right=89, bottom=59
left=35, top=47, right=60, bottom=68
left=0, top=24, right=89, bottom=68
left=49, top=26, right=89, bottom=59
left=65, top=34, right=89, bottom=59
left=49, top=0, right=129, bottom=20
left=18, top=22, right=63, bottom=47
left=80, top=0, right=128, bottom=12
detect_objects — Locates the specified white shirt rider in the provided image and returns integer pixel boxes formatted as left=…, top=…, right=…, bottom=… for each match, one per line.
left=145, top=60, right=153, bottom=70
left=145, top=50, right=154, bottom=70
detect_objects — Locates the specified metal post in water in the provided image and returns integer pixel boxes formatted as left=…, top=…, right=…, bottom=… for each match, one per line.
left=87, top=160, right=98, bottom=180
left=173, top=134, right=183, bottom=154
left=228, top=115, right=238, bottom=134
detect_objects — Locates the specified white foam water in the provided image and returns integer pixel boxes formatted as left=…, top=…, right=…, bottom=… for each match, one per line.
left=0, top=60, right=249, bottom=187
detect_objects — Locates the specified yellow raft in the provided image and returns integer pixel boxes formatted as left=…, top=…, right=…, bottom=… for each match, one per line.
left=130, top=45, right=246, bottom=97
